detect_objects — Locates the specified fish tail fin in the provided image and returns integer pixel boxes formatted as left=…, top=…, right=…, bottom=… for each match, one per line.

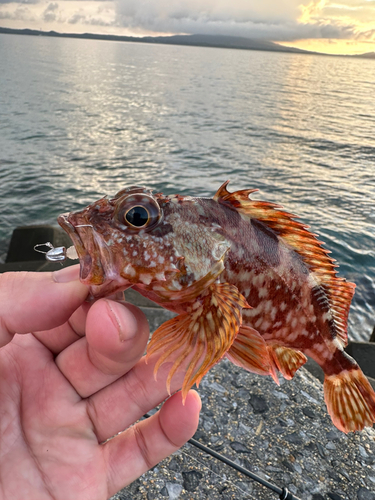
left=324, top=367, right=375, bottom=433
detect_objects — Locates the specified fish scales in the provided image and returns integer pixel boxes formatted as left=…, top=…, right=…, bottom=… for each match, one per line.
left=58, top=182, right=375, bottom=433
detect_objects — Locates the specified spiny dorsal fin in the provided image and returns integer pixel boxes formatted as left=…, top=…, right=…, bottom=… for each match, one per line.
left=214, top=181, right=355, bottom=347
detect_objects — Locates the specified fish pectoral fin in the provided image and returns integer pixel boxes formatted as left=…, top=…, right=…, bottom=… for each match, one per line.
left=268, top=344, right=307, bottom=381
left=226, top=326, right=275, bottom=379
left=146, top=282, right=249, bottom=401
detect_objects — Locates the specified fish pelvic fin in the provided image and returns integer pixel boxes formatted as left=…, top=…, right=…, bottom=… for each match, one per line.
left=226, top=326, right=275, bottom=379
left=146, top=282, right=249, bottom=401
left=213, top=181, right=355, bottom=347
left=268, top=344, right=307, bottom=381
left=324, top=367, right=375, bottom=433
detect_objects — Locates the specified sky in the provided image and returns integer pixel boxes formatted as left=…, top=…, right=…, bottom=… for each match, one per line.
left=0, top=0, right=375, bottom=55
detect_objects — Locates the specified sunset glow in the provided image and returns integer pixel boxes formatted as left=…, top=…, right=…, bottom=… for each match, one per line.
left=0, top=0, right=374, bottom=56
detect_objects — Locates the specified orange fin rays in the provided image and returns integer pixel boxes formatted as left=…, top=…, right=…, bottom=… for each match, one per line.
left=146, top=282, right=250, bottom=401
left=324, top=368, right=375, bottom=433
left=226, top=326, right=275, bottom=378
left=268, top=345, right=307, bottom=381
left=214, top=181, right=355, bottom=347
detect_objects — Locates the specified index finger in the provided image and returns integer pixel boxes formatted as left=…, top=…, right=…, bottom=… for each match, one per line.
left=0, top=266, right=88, bottom=347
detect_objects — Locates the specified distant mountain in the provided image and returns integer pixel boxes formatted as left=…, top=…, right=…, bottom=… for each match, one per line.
left=352, top=52, right=375, bottom=59
left=1, top=27, right=373, bottom=59
left=142, top=33, right=312, bottom=54
left=0, top=27, right=314, bottom=55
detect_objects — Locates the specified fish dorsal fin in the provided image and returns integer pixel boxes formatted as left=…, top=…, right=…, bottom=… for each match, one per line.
left=146, top=282, right=250, bottom=400
left=214, top=181, right=355, bottom=347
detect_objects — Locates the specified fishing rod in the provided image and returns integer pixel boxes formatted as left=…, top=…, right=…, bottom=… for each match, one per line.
left=143, top=413, right=301, bottom=500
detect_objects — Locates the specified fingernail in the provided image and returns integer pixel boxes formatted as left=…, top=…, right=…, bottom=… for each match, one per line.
left=106, top=300, right=137, bottom=342
left=53, top=265, right=80, bottom=283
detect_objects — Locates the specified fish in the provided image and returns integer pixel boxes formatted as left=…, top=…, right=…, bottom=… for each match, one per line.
left=58, top=182, right=375, bottom=433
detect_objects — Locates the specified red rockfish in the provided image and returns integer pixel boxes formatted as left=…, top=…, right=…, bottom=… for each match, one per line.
left=58, top=182, right=375, bottom=433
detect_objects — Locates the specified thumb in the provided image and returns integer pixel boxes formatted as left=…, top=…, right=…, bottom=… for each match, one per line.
left=0, top=265, right=88, bottom=347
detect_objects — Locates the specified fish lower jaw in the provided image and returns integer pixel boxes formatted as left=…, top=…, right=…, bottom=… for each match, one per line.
left=57, top=213, right=106, bottom=286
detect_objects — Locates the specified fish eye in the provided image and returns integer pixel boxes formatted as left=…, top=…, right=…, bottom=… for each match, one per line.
left=114, top=192, right=162, bottom=232
left=124, top=205, right=149, bottom=227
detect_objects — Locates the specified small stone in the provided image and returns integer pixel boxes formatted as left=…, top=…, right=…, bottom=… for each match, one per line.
left=231, top=379, right=243, bottom=388
left=359, top=445, right=369, bottom=458
left=273, top=390, right=289, bottom=400
left=160, top=486, right=168, bottom=497
left=168, top=458, right=180, bottom=471
left=293, top=462, right=302, bottom=474
left=277, top=418, right=288, bottom=426
left=230, top=441, right=251, bottom=453
left=182, top=471, right=203, bottom=492
left=284, top=432, right=303, bottom=445
left=326, top=429, right=342, bottom=441
left=326, top=441, right=337, bottom=450
left=193, top=430, right=207, bottom=442
left=328, top=492, right=344, bottom=500
left=209, top=381, right=226, bottom=393
left=312, top=495, right=325, bottom=500
left=302, top=406, right=315, bottom=418
left=249, top=394, right=269, bottom=413
left=212, top=442, right=225, bottom=452
left=357, top=487, right=375, bottom=500
left=316, top=442, right=326, bottom=458
left=165, top=482, right=183, bottom=499
left=238, top=389, right=249, bottom=398
left=328, top=470, right=341, bottom=482
left=282, top=459, right=295, bottom=472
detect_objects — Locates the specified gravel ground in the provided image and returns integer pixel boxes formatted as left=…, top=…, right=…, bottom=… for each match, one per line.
left=110, top=292, right=375, bottom=500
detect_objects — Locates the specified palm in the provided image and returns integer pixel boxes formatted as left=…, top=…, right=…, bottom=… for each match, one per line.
left=0, top=269, right=200, bottom=500
left=2, top=337, right=106, bottom=500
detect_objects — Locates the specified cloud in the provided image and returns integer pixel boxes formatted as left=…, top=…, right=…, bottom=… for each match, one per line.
left=114, top=0, right=304, bottom=39
left=43, top=1, right=58, bottom=21
left=0, top=0, right=374, bottom=46
left=112, top=0, right=373, bottom=41
left=0, top=0, right=38, bottom=5
left=0, top=4, right=35, bottom=18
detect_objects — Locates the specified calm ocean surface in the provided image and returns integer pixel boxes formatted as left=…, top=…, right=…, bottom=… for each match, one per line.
left=0, top=33, right=374, bottom=340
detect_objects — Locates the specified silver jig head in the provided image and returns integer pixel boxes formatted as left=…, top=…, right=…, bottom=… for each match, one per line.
left=34, top=242, right=67, bottom=262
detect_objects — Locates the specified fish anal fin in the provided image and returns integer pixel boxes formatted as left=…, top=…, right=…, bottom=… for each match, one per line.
left=268, top=344, right=307, bottom=380
left=324, top=367, right=375, bottom=433
left=213, top=181, right=355, bottom=350
left=146, top=282, right=249, bottom=401
left=226, top=326, right=274, bottom=379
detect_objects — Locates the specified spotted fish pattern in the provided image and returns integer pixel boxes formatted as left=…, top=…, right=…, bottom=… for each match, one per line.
left=58, top=182, right=375, bottom=433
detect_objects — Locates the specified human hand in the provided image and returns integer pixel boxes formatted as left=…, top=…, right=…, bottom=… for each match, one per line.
left=0, top=266, right=201, bottom=500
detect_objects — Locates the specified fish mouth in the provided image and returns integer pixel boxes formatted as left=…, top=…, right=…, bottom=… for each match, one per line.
left=57, top=213, right=104, bottom=286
